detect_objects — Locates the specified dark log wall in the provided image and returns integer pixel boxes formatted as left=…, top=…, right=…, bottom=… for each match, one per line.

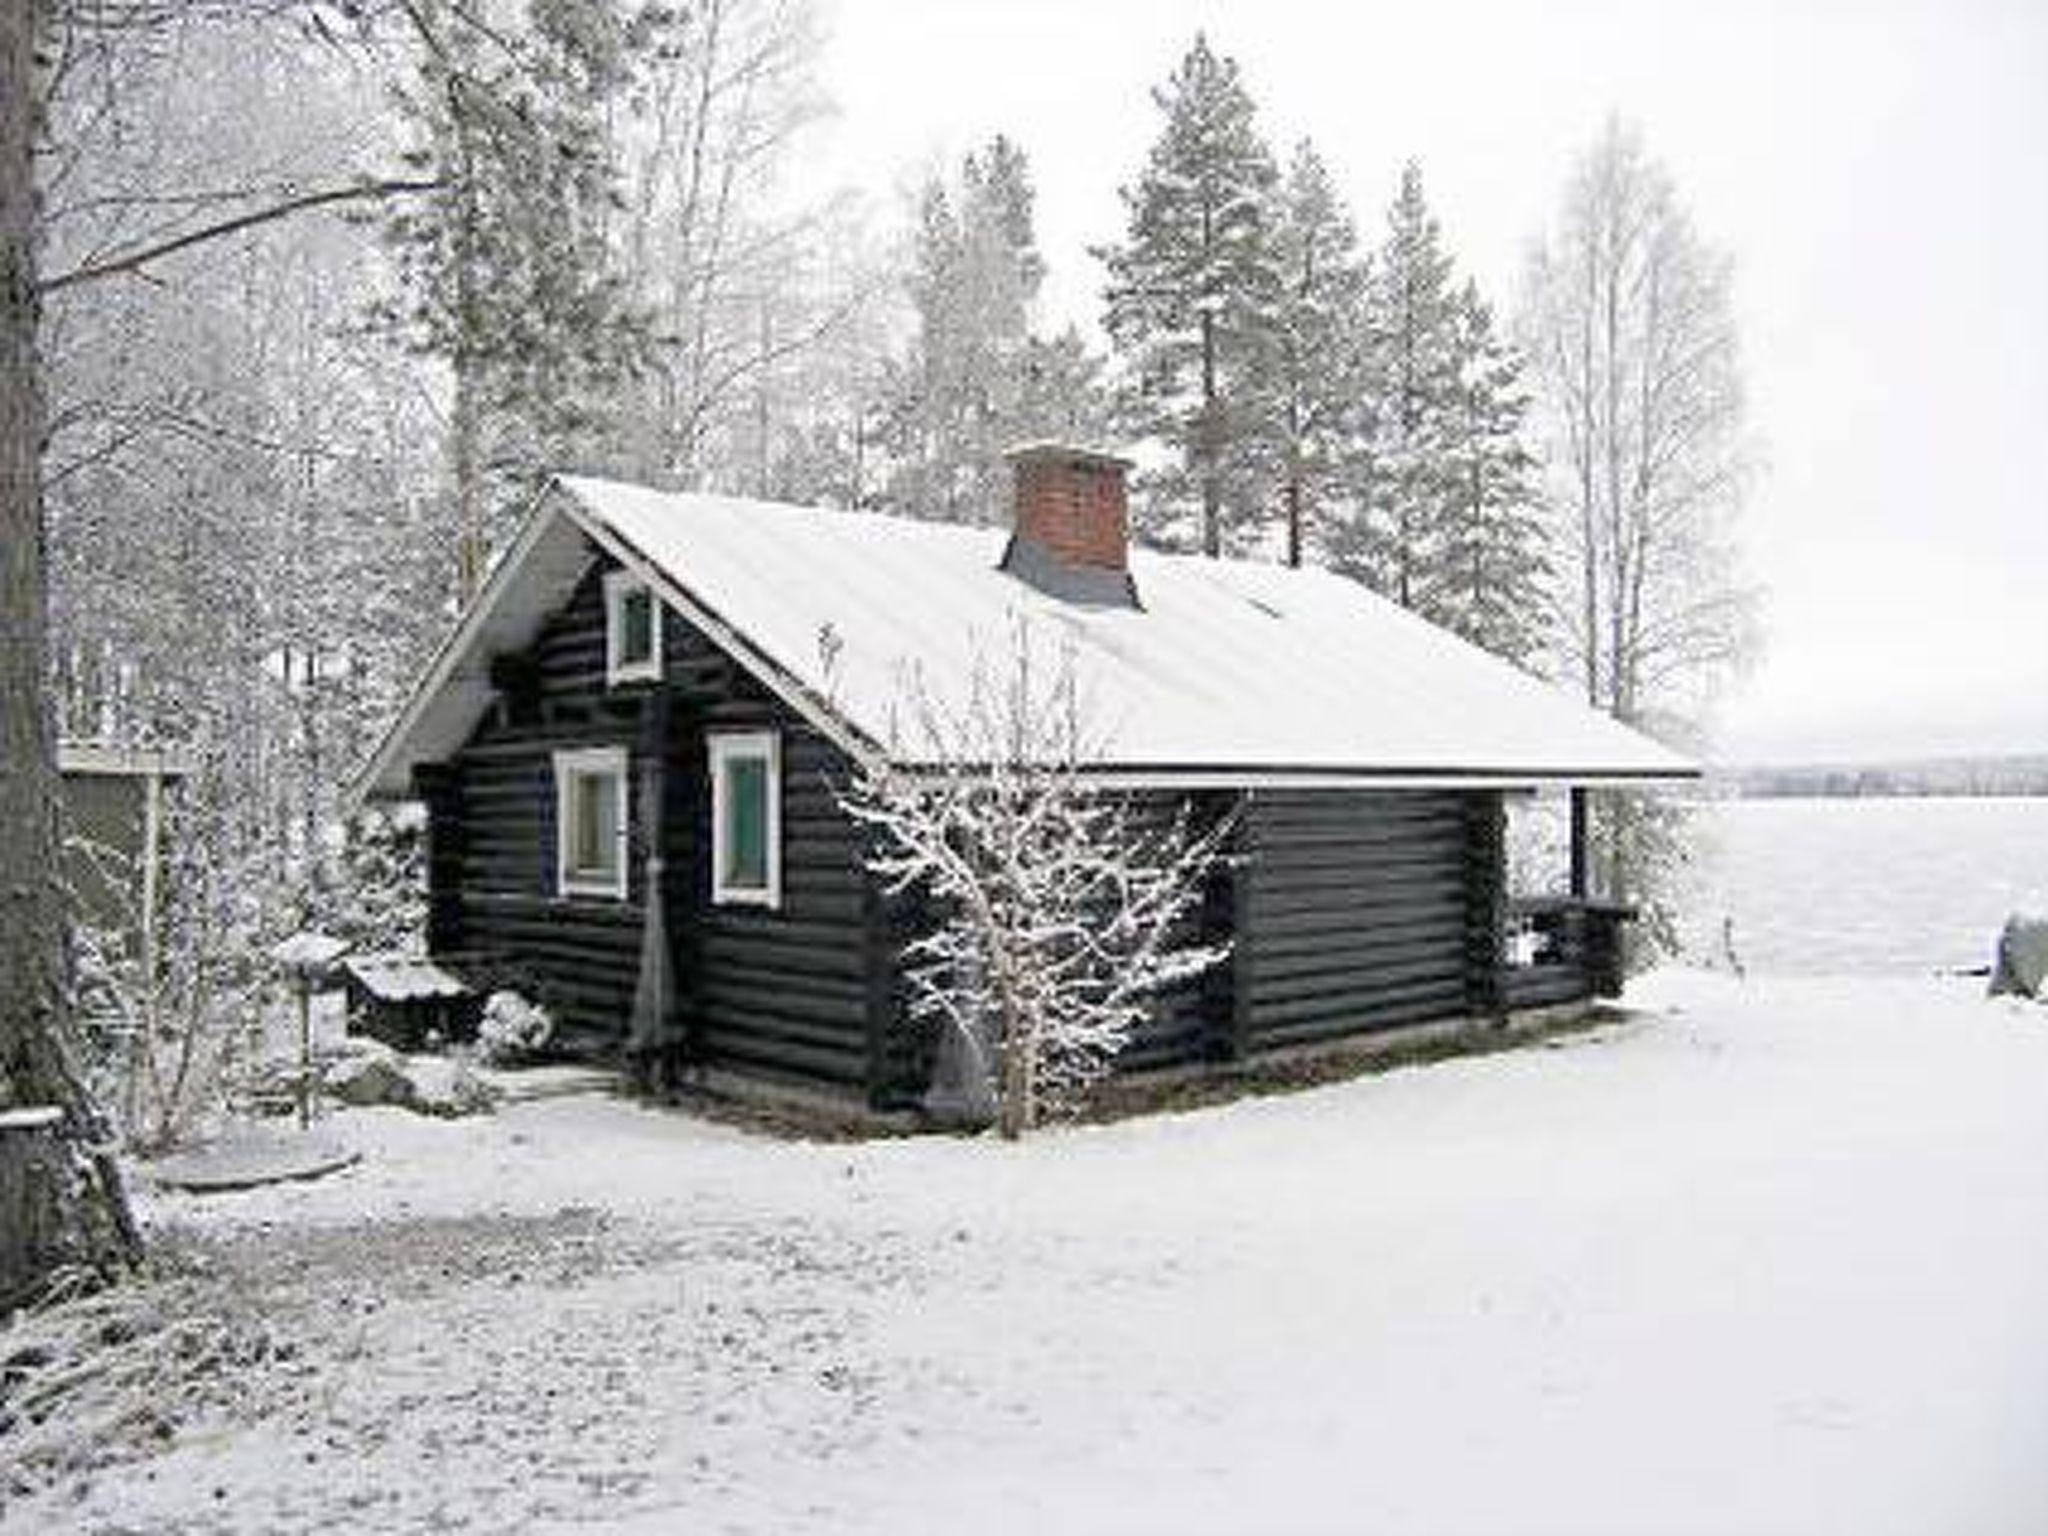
left=677, top=692, right=874, bottom=1096
left=428, top=535, right=1590, bottom=1104
left=435, top=562, right=650, bottom=1049
left=1233, top=789, right=1488, bottom=1052
left=436, top=546, right=877, bottom=1078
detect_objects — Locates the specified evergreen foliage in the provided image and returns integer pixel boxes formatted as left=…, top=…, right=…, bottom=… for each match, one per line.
left=1098, top=33, right=1280, bottom=555
left=1434, top=280, right=1550, bottom=662
left=1357, top=160, right=1459, bottom=608
left=1268, top=139, right=1372, bottom=569
left=1286, top=158, right=1551, bottom=668
left=377, top=0, right=661, bottom=598
left=883, top=136, right=1048, bottom=522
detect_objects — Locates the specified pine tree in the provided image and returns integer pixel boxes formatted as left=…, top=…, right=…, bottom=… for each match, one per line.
left=1268, top=139, right=1371, bottom=568
left=1357, top=159, right=1459, bottom=609
left=3, top=0, right=140, bottom=1308
left=1099, top=33, right=1279, bottom=556
left=1433, top=280, right=1551, bottom=664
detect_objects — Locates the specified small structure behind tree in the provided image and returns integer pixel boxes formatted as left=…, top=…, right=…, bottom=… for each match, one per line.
left=57, top=742, right=193, bottom=977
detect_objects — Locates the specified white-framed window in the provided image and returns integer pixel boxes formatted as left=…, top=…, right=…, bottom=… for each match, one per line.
left=603, top=568, right=662, bottom=686
left=708, top=730, right=781, bottom=909
left=554, top=746, right=629, bottom=900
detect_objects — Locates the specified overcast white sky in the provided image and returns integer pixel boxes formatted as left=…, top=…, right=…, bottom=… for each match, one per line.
left=810, top=0, right=2047, bottom=765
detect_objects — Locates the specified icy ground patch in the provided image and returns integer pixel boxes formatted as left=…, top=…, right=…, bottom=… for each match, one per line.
left=7, top=971, right=2046, bottom=1535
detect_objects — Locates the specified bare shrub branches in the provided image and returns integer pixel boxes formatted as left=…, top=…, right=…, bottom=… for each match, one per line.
left=839, top=622, right=1229, bottom=1136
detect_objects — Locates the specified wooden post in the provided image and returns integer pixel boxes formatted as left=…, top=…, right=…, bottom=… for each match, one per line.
left=860, top=871, right=896, bottom=1112
left=296, top=983, right=313, bottom=1130
left=1568, top=787, right=1590, bottom=899
left=139, top=765, right=161, bottom=990
left=1464, top=792, right=1507, bottom=1021
left=126, top=764, right=162, bottom=1131
left=1227, top=793, right=1256, bottom=1062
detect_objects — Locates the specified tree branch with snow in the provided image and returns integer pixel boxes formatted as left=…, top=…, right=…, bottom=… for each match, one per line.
left=838, top=621, right=1229, bottom=1138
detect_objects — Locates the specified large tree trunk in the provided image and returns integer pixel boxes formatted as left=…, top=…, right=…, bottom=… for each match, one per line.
left=1, top=0, right=140, bottom=1310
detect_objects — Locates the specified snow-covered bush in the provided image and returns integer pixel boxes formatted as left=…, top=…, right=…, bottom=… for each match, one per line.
left=326, top=804, right=427, bottom=956
left=476, top=990, right=554, bottom=1065
left=840, top=622, right=1229, bottom=1136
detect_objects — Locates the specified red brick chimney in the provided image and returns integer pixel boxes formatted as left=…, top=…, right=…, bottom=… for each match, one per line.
left=1000, top=444, right=1139, bottom=606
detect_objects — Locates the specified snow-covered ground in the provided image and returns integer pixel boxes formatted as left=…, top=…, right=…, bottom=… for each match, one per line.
left=8, top=970, right=2047, bottom=1535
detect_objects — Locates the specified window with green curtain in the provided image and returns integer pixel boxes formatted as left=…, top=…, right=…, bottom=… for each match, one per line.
left=723, top=755, right=768, bottom=889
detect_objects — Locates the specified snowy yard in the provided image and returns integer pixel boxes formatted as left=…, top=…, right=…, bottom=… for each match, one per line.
left=8, top=970, right=2047, bottom=1536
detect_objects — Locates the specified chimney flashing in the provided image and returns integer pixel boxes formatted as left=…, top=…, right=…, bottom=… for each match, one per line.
left=997, top=530, right=1143, bottom=609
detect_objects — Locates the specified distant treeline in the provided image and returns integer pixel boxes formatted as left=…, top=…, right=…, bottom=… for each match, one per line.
left=1714, top=754, right=2048, bottom=799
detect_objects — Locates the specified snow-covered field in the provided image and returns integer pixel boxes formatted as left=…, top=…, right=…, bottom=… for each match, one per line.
left=1679, top=795, right=2048, bottom=975
left=8, top=968, right=2046, bottom=1535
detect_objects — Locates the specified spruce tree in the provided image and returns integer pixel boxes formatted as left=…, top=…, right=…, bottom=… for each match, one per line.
left=1099, top=33, right=1279, bottom=556
left=1435, top=280, right=1550, bottom=664
left=1360, top=159, right=1459, bottom=609
left=1269, top=139, right=1371, bottom=568
left=884, top=135, right=1048, bottom=523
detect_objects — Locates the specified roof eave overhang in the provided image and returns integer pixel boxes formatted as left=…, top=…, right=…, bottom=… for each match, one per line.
left=890, top=763, right=1699, bottom=791
left=350, top=479, right=883, bottom=807
left=349, top=484, right=565, bottom=807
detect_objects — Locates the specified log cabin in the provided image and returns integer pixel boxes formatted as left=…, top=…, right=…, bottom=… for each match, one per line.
left=354, top=445, right=1693, bottom=1116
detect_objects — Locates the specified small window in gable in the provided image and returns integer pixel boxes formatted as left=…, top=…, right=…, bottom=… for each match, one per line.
left=708, top=731, right=781, bottom=909
left=554, top=747, right=629, bottom=899
left=604, top=568, right=662, bottom=685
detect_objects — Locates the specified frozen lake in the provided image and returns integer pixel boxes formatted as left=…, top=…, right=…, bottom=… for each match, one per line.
left=1678, top=795, right=2048, bottom=976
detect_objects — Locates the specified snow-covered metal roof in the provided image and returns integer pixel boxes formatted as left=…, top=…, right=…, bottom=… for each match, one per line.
left=358, top=474, right=1694, bottom=798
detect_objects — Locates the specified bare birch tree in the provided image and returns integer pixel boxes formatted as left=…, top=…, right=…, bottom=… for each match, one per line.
left=1520, top=117, right=1756, bottom=948
left=839, top=625, right=1229, bottom=1137
left=606, top=0, right=874, bottom=496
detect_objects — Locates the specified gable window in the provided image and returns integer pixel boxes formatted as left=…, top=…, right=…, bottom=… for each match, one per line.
left=554, top=747, right=629, bottom=899
left=604, top=568, right=662, bottom=685
left=708, top=731, right=781, bottom=908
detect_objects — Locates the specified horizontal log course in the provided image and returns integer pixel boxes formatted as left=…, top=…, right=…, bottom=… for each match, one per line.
left=1250, top=909, right=1477, bottom=960
left=1248, top=941, right=1472, bottom=991
left=1248, top=898, right=1468, bottom=943
left=696, top=934, right=868, bottom=986
left=693, top=1028, right=868, bottom=1087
